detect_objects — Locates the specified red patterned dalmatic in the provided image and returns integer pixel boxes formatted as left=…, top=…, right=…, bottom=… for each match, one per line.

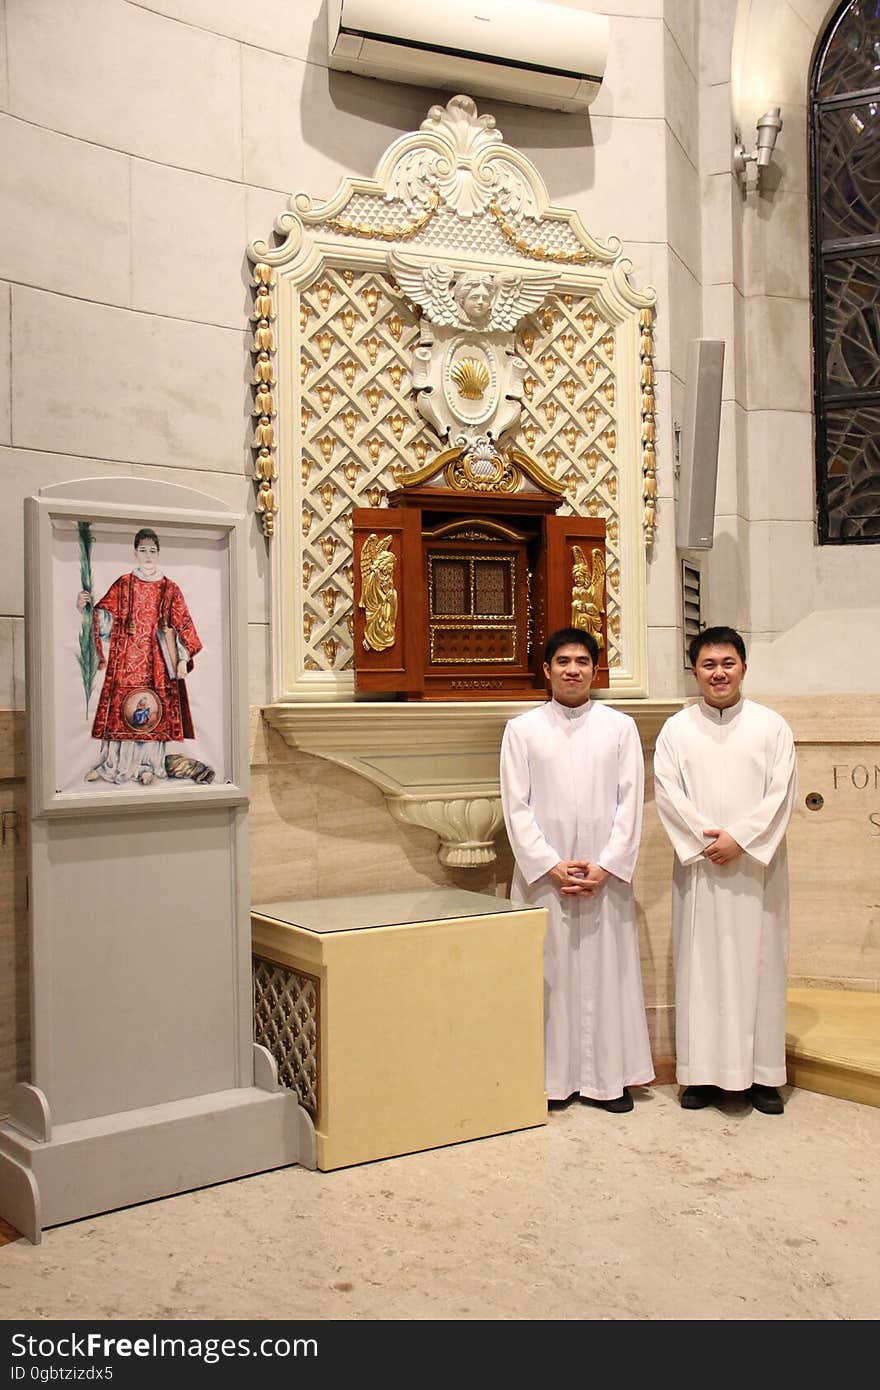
left=90, top=573, right=203, bottom=743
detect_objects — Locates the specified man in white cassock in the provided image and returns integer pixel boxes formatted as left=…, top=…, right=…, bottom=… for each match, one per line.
left=500, top=628, right=653, bottom=1114
left=653, top=626, right=797, bottom=1115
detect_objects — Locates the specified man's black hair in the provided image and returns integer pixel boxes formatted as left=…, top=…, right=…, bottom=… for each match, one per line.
left=688, top=625, right=746, bottom=666
left=543, top=626, right=600, bottom=667
left=133, top=527, right=160, bottom=552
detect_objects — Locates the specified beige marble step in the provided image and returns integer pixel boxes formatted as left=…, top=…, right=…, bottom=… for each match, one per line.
left=786, top=987, right=880, bottom=1108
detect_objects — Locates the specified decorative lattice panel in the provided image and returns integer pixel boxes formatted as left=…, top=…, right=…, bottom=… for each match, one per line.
left=516, top=295, right=622, bottom=667
left=298, top=267, right=440, bottom=674
left=253, top=956, right=319, bottom=1115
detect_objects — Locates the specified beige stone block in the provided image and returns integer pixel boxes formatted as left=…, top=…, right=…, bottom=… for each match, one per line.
left=664, top=0, right=699, bottom=73
left=704, top=514, right=749, bottom=630
left=665, top=128, right=700, bottom=278
left=242, top=47, right=430, bottom=198
left=137, top=0, right=323, bottom=61
left=701, top=173, right=741, bottom=289
left=559, top=117, right=668, bottom=250
left=663, top=25, right=699, bottom=169
left=0, top=118, right=130, bottom=306
left=713, top=398, right=747, bottom=520
left=11, top=288, right=248, bottom=471
left=0, top=619, right=14, bottom=708
left=700, top=282, right=744, bottom=403
left=749, top=519, right=817, bottom=633
left=248, top=758, right=320, bottom=905
left=0, top=2, right=8, bottom=113
left=699, top=80, right=734, bottom=176
left=245, top=186, right=290, bottom=253
left=787, top=0, right=838, bottom=37
left=749, top=614, right=880, bottom=695
left=647, top=625, right=686, bottom=698
left=698, top=0, right=737, bottom=85
left=815, top=546, right=880, bottom=612
left=6, top=0, right=241, bottom=178
left=0, top=711, right=25, bottom=781
left=132, top=162, right=250, bottom=329
left=666, top=249, right=701, bottom=387
left=743, top=190, right=809, bottom=299
left=747, top=409, right=814, bottom=522
left=787, top=742, right=880, bottom=984
left=745, top=296, right=811, bottom=412
left=734, top=4, right=815, bottom=116
left=248, top=622, right=272, bottom=708
left=583, top=0, right=661, bottom=14
left=645, top=492, right=680, bottom=627
left=0, top=281, right=9, bottom=445
left=590, top=16, right=664, bottom=120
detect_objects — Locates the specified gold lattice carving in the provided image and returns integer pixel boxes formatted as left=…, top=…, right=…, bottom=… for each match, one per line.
left=298, top=267, right=439, bottom=673
left=253, top=957, right=319, bottom=1114
left=515, top=293, right=622, bottom=669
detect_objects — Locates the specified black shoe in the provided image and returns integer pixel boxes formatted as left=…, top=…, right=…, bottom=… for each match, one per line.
left=750, top=1084, right=784, bottom=1114
left=585, top=1089, right=634, bottom=1113
left=680, top=1085, right=715, bottom=1110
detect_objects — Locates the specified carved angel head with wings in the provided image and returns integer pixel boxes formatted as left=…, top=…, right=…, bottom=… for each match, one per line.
left=389, top=251, right=557, bottom=332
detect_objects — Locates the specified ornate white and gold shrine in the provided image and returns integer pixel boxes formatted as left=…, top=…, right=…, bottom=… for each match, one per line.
left=247, top=94, right=663, bottom=863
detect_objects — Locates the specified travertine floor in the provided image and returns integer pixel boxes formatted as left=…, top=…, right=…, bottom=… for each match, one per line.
left=1, top=1085, right=878, bottom=1321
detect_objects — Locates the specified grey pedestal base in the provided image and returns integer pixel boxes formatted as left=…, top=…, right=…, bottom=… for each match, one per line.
left=0, top=1074, right=316, bottom=1244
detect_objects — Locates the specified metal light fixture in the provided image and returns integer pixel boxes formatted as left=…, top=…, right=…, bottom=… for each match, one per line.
left=733, top=107, right=783, bottom=189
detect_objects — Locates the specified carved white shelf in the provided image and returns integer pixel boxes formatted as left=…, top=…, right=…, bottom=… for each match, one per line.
left=262, top=699, right=682, bottom=867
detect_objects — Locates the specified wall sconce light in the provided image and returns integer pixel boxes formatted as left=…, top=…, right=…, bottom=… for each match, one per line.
left=733, top=107, right=783, bottom=189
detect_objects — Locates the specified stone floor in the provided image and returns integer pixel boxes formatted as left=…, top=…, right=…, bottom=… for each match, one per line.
left=1, top=1083, right=878, bottom=1321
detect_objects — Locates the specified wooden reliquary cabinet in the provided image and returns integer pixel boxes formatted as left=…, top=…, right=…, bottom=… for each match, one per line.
left=353, top=444, right=608, bottom=700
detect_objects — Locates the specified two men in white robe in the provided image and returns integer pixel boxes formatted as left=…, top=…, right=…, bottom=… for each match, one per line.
left=501, top=628, right=654, bottom=1113
left=654, top=626, right=797, bottom=1114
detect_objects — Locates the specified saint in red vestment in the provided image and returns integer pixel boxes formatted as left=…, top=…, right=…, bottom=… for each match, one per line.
left=90, top=572, right=202, bottom=744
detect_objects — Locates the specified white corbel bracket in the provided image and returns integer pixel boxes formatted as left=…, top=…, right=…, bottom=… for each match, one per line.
left=262, top=700, right=682, bottom=868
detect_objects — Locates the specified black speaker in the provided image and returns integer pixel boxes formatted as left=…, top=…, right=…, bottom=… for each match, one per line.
left=676, top=339, right=725, bottom=550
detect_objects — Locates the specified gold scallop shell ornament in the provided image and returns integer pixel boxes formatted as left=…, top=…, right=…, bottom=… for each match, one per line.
left=450, top=356, right=490, bottom=400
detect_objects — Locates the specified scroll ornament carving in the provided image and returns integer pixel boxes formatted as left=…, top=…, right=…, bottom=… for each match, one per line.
left=570, top=545, right=606, bottom=649
left=359, top=533, right=399, bottom=652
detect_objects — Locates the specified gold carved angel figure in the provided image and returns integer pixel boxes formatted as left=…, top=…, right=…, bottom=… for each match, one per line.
left=359, top=532, right=399, bottom=652
left=570, top=544, right=606, bottom=649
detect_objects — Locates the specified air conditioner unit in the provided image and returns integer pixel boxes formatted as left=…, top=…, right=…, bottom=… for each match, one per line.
left=327, top=0, right=609, bottom=114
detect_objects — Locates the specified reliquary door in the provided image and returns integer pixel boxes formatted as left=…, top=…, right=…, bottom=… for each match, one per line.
left=542, top=516, right=609, bottom=690
left=352, top=508, right=425, bottom=696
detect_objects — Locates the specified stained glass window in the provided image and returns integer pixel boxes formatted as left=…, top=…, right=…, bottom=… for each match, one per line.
left=812, top=0, right=880, bottom=541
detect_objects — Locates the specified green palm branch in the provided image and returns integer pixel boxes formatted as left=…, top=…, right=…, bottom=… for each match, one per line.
left=77, top=521, right=99, bottom=716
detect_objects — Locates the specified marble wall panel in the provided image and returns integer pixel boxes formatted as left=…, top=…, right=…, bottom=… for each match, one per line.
left=249, top=752, right=321, bottom=906
left=699, top=81, right=734, bottom=176
left=136, top=0, right=323, bottom=61
left=591, top=17, right=664, bottom=120
left=747, top=409, right=814, bottom=523
left=248, top=622, right=272, bottom=709
left=0, top=282, right=9, bottom=446
left=663, top=22, right=699, bottom=169
left=770, top=105, right=808, bottom=196
left=743, top=191, right=810, bottom=300
left=665, top=127, right=701, bottom=278
left=663, top=0, right=699, bottom=74
left=700, top=173, right=738, bottom=288
left=705, top=513, right=749, bottom=630
left=768, top=521, right=818, bottom=631
left=744, top=295, right=811, bottom=412
left=700, top=282, right=743, bottom=403
left=241, top=47, right=430, bottom=198
left=815, top=547, right=880, bottom=611
left=665, top=249, right=702, bottom=387
left=11, top=288, right=248, bottom=472
left=787, top=743, right=880, bottom=984
left=647, top=625, right=686, bottom=697
left=787, top=0, right=839, bottom=33
left=0, top=119, right=130, bottom=307
left=698, top=0, right=738, bottom=86
left=0, top=621, right=14, bottom=709
left=713, top=398, right=748, bottom=521
left=0, top=1, right=8, bottom=113
left=131, top=162, right=250, bottom=330
left=748, top=612, right=880, bottom=694
left=735, top=3, right=817, bottom=115
left=5, top=0, right=242, bottom=179
left=569, top=117, right=668, bottom=249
